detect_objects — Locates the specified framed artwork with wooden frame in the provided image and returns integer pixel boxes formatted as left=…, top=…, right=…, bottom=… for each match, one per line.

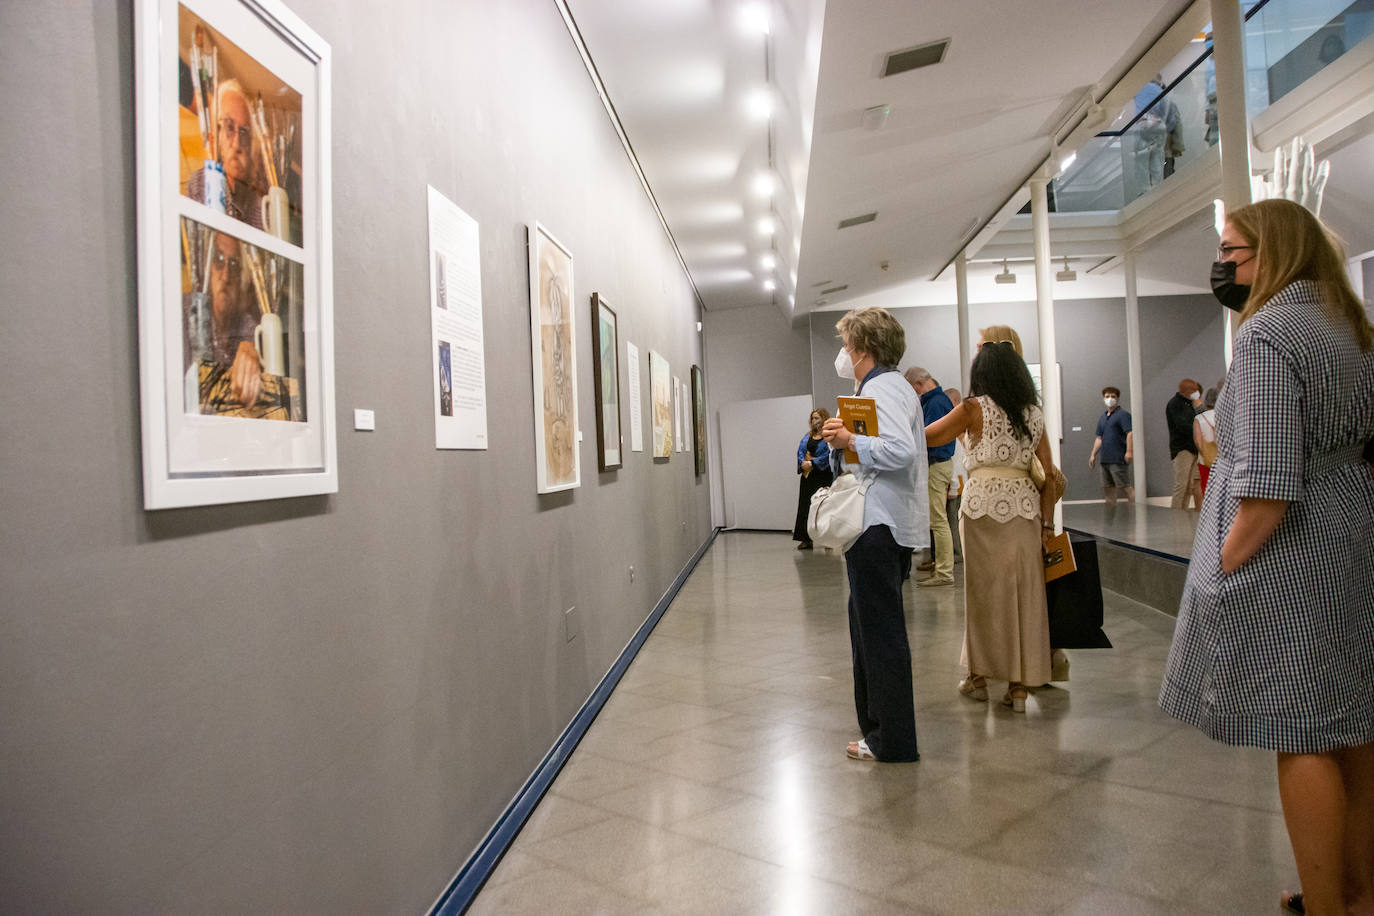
left=527, top=222, right=580, bottom=493
left=691, top=364, right=706, bottom=477
left=590, top=293, right=622, bottom=471
left=135, top=0, right=336, bottom=508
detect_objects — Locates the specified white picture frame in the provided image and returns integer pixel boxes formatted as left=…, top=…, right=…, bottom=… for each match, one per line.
left=527, top=223, right=581, bottom=493
left=135, top=0, right=336, bottom=508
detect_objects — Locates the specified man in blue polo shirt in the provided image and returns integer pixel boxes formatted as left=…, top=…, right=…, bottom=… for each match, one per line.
left=906, top=367, right=955, bottom=586
left=1089, top=385, right=1134, bottom=504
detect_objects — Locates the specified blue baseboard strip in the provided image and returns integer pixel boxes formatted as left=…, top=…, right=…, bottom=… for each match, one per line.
left=429, top=527, right=721, bottom=915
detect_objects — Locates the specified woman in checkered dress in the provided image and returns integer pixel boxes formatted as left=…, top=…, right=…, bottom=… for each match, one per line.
left=1158, top=199, right=1374, bottom=915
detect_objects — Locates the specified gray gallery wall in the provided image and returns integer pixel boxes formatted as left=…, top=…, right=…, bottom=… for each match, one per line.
left=701, top=303, right=812, bottom=526
left=808, top=294, right=1226, bottom=501
left=0, top=2, right=711, bottom=912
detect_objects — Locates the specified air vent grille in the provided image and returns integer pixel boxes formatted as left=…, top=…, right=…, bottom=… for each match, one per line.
left=820, top=285, right=848, bottom=295
left=837, top=212, right=877, bottom=229
left=882, top=39, right=950, bottom=77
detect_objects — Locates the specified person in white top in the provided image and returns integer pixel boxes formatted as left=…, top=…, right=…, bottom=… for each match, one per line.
left=1192, top=387, right=1219, bottom=494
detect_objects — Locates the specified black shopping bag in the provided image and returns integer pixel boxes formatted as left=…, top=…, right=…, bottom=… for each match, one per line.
left=1045, top=533, right=1112, bottom=649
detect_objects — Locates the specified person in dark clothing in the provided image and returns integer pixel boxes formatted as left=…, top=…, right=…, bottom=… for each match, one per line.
left=792, top=408, right=834, bottom=549
left=1166, top=379, right=1204, bottom=509
left=1089, top=386, right=1134, bottom=503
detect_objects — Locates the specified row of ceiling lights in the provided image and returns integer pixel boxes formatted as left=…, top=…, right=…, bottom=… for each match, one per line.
left=739, top=4, right=786, bottom=299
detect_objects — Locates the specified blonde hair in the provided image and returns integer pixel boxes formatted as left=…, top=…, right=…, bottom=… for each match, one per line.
left=979, top=324, right=1024, bottom=356
left=836, top=307, right=905, bottom=367
left=1227, top=199, right=1373, bottom=350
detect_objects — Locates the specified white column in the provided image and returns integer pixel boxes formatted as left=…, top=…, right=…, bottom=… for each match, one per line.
left=1124, top=250, right=1147, bottom=501
left=1212, top=0, right=1251, bottom=363
left=1030, top=177, right=1062, bottom=530
left=1029, top=178, right=1060, bottom=463
left=955, top=252, right=971, bottom=390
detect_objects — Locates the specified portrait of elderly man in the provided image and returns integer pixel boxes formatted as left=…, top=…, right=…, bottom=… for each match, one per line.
left=185, top=79, right=264, bottom=231
left=185, top=230, right=263, bottom=410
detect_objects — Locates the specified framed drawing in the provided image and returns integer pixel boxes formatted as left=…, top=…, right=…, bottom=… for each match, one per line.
left=135, top=0, right=336, bottom=509
left=528, top=223, right=580, bottom=492
left=691, top=364, right=706, bottom=476
left=589, top=293, right=622, bottom=471
left=649, top=349, right=672, bottom=459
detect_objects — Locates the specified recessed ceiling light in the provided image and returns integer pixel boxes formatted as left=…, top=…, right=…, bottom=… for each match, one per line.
left=740, top=4, right=770, bottom=35
left=760, top=253, right=776, bottom=270
left=757, top=216, right=776, bottom=235
left=763, top=279, right=777, bottom=291
left=746, top=88, right=773, bottom=120
left=751, top=173, right=776, bottom=197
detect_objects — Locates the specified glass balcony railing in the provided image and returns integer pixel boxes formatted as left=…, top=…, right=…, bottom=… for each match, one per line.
left=1246, top=0, right=1374, bottom=109
left=1048, top=0, right=1374, bottom=213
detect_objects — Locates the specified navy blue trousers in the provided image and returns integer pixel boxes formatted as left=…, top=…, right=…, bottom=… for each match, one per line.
left=845, top=525, right=919, bottom=761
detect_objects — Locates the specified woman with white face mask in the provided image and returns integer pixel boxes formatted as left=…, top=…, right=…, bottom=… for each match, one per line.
left=819, top=307, right=926, bottom=762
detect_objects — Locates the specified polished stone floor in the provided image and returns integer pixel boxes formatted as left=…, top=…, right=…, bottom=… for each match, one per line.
left=1061, top=502, right=1199, bottom=561
left=469, top=531, right=1294, bottom=915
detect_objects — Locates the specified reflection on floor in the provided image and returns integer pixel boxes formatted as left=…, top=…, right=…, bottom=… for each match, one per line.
left=1061, top=502, right=1199, bottom=561
left=469, top=531, right=1294, bottom=915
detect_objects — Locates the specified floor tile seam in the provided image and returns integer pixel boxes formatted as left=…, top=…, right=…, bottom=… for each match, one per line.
left=493, top=845, right=666, bottom=909
left=577, top=772, right=738, bottom=824
left=1081, top=768, right=1286, bottom=818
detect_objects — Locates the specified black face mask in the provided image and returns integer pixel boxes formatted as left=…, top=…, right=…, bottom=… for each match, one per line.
left=1210, top=260, right=1250, bottom=311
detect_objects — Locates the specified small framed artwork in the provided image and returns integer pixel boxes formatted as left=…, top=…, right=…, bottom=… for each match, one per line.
left=135, top=0, right=336, bottom=508
left=589, top=293, right=622, bottom=471
left=649, top=349, right=672, bottom=459
left=691, top=364, right=706, bottom=477
left=528, top=223, right=580, bottom=493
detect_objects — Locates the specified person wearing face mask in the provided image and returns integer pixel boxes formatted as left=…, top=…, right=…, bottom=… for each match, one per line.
left=820, top=307, right=926, bottom=763
left=1159, top=198, right=1374, bottom=916
left=1089, top=386, right=1134, bottom=504
left=792, top=408, right=834, bottom=550
left=1166, top=378, right=1205, bottom=509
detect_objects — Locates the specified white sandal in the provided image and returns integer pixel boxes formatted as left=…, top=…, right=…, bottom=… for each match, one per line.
left=846, top=739, right=876, bottom=760
left=958, top=675, right=988, bottom=702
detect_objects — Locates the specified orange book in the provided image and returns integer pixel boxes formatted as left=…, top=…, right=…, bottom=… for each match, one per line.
left=1043, top=532, right=1077, bottom=583
left=836, top=396, right=877, bottom=465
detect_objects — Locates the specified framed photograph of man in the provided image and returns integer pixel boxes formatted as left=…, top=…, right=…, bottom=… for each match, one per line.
left=136, top=0, right=336, bottom=509
left=590, top=293, right=622, bottom=471
left=527, top=223, right=580, bottom=493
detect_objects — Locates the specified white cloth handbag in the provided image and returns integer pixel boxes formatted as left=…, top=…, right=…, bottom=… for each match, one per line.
left=807, top=471, right=871, bottom=551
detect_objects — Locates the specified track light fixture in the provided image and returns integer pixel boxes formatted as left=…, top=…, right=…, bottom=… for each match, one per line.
left=1056, top=256, right=1077, bottom=282
left=994, top=259, right=1016, bottom=285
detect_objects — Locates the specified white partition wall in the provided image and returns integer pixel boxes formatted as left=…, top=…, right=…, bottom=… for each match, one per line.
left=719, top=395, right=814, bottom=530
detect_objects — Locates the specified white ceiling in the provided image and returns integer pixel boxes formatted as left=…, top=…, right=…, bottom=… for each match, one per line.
left=568, top=0, right=1370, bottom=321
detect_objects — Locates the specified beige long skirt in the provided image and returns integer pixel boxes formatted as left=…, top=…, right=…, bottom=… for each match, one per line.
left=959, top=513, right=1051, bottom=686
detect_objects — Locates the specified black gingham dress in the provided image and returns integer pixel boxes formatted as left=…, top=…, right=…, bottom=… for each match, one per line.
left=1159, top=280, right=1374, bottom=753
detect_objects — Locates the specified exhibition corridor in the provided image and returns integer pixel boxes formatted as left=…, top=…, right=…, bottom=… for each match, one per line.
left=469, top=531, right=1294, bottom=915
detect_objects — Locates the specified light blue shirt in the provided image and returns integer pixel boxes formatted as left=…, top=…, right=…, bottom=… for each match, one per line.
left=833, top=369, right=929, bottom=548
